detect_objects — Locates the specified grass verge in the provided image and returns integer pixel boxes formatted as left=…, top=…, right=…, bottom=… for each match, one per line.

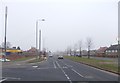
left=64, top=56, right=119, bottom=74
left=28, top=58, right=44, bottom=63
left=11, top=56, right=35, bottom=61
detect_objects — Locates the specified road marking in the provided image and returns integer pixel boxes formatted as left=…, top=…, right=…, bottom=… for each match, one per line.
left=59, top=60, right=73, bottom=67
left=65, top=64, right=73, bottom=67
left=55, top=61, right=61, bottom=68
left=32, top=66, right=38, bottom=68
left=2, top=77, right=21, bottom=80
left=71, top=60, right=118, bottom=77
left=61, top=68, right=72, bottom=83
left=56, top=61, right=72, bottom=83
left=0, top=78, right=7, bottom=82
left=89, top=66, right=119, bottom=77
left=37, top=67, right=56, bottom=69
left=53, top=62, right=57, bottom=69
left=63, top=67, right=67, bottom=68
left=71, top=69, right=84, bottom=78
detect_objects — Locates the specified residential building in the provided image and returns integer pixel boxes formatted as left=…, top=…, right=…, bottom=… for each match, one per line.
left=105, top=44, right=119, bottom=57
left=96, top=47, right=108, bottom=57
left=27, top=47, right=37, bottom=53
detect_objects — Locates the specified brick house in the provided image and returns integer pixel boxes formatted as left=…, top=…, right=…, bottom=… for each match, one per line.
left=96, top=47, right=108, bottom=57
left=27, top=47, right=37, bottom=53
left=105, top=44, right=119, bottom=57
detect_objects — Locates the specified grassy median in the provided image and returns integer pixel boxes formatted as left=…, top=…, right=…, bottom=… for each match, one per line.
left=28, top=58, right=44, bottom=63
left=64, top=56, right=119, bottom=74
left=11, top=56, right=35, bottom=61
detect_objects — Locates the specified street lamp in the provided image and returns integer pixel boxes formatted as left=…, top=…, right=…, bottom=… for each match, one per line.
left=4, top=6, right=8, bottom=62
left=36, top=19, right=45, bottom=59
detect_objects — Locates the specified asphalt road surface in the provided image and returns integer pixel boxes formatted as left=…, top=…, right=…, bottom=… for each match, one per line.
left=2, top=55, right=119, bottom=83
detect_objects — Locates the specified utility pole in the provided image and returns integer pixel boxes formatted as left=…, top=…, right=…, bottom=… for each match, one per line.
left=39, top=30, right=41, bottom=59
left=4, top=6, right=8, bottom=62
left=36, top=19, right=45, bottom=59
left=36, top=21, right=38, bottom=59
left=39, top=30, right=41, bottom=52
left=118, top=1, right=120, bottom=74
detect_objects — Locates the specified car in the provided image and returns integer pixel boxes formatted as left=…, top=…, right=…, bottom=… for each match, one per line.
left=49, top=54, right=53, bottom=57
left=58, top=55, right=63, bottom=59
left=0, top=58, right=10, bottom=62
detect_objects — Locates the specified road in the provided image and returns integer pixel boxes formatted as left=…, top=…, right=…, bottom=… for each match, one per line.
left=2, top=55, right=119, bottom=83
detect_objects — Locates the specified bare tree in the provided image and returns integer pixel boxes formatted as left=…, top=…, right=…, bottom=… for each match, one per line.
left=67, top=46, right=72, bottom=56
left=78, top=40, right=82, bottom=57
left=74, top=44, right=77, bottom=56
left=2, top=41, right=12, bottom=48
left=86, top=38, right=93, bottom=59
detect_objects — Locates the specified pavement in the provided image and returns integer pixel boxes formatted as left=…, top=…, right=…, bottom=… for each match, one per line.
left=1, top=55, right=119, bottom=82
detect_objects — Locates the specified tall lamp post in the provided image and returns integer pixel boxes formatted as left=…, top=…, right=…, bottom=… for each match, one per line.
left=4, top=6, right=8, bottom=62
left=36, top=19, right=45, bottom=59
left=39, top=30, right=41, bottom=53
left=118, top=1, right=120, bottom=75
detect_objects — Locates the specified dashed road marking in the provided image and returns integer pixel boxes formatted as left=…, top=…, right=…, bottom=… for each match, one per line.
left=59, top=60, right=73, bottom=67
left=56, top=61, right=72, bottom=83
left=71, top=69, right=84, bottom=78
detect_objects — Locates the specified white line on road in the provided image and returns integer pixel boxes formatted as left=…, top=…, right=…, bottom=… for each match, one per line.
left=32, top=66, right=38, bottom=68
left=37, top=67, right=57, bottom=70
left=2, top=77, right=21, bottom=80
left=71, top=60, right=118, bottom=77
left=59, top=60, right=73, bottom=67
left=56, top=61, right=72, bottom=83
left=0, top=78, right=7, bottom=82
left=71, top=69, right=84, bottom=78
left=63, top=66, right=68, bottom=68
left=64, top=64, right=73, bottom=67
left=53, top=62, right=57, bottom=69
left=55, top=61, right=61, bottom=68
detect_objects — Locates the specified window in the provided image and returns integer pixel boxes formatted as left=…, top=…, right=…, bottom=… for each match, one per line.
left=112, top=50, right=114, bottom=53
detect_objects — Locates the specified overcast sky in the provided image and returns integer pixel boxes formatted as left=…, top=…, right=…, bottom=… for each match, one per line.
left=0, top=0, right=119, bottom=52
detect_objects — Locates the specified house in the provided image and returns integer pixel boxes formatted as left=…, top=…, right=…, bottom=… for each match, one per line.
left=0, top=48, right=3, bottom=58
left=81, top=50, right=88, bottom=56
left=90, top=50, right=96, bottom=56
left=96, top=47, right=108, bottom=57
left=105, top=44, right=119, bottom=57
left=27, top=47, right=37, bottom=53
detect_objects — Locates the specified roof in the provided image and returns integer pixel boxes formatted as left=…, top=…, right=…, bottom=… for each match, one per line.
left=96, top=47, right=108, bottom=53
left=106, top=44, right=120, bottom=50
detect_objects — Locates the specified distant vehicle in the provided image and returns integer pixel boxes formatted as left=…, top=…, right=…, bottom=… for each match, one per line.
left=0, top=58, right=10, bottom=62
left=49, top=54, right=53, bottom=57
left=58, top=55, right=63, bottom=59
